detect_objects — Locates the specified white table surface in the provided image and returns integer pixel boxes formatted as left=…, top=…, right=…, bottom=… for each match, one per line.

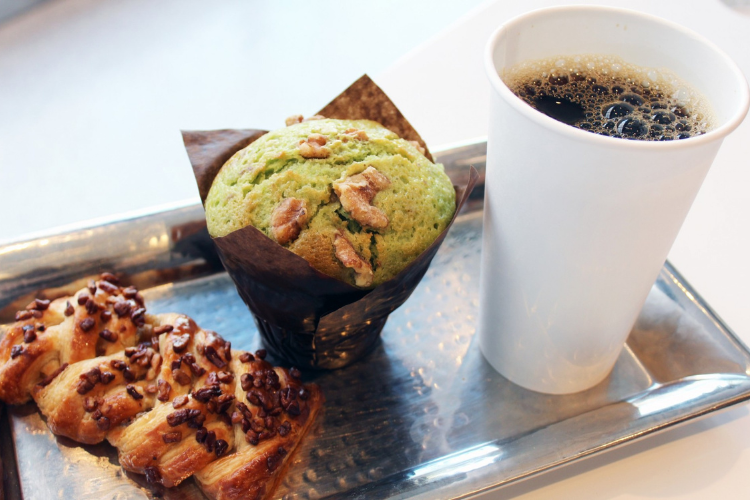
left=2, top=1, right=750, bottom=499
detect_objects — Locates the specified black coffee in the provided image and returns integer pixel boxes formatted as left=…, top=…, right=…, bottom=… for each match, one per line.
left=503, top=55, right=714, bottom=141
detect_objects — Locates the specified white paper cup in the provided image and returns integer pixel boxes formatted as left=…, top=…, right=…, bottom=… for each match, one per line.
left=479, top=6, right=749, bottom=394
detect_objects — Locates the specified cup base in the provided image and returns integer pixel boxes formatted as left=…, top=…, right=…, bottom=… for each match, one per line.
left=479, top=337, right=616, bottom=395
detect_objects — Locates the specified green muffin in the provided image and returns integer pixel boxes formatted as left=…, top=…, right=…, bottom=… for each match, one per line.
left=205, top=118, right=456, bottom=288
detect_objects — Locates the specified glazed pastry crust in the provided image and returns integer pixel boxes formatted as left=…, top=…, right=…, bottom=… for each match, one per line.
left=108, top=312, right=238, bottom=487
left=0, top=280, right=144, bottom=405
left=34, top=351, right=154, bottom=444
left=195, top=377, right=323, bottom=500
left=111, top=397, right=235, bottom=487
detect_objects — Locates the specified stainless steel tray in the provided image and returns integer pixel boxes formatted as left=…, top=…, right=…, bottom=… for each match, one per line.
left=2, top=139, right=750, bottom=500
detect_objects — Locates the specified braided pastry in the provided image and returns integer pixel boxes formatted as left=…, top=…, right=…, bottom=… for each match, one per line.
left=0, top=274, right=323, bottom=499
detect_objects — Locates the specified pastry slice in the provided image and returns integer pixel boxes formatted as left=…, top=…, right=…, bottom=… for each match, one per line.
left=33, top=347, right=158, bottom=444
left=108, top=314, right=237, bottom=488
left=194, top=354, right=323, bottom=500
left=0, top=274, right=147, bottom=404
left=0, top=297, right=66, bottom=404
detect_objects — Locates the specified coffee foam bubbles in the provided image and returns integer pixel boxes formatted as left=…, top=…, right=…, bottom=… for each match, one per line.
left=502, top=54, right=716, bottom=141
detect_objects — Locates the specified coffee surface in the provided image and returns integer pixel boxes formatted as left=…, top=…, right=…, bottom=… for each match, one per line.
left=502, top=54, right=715, bottom=141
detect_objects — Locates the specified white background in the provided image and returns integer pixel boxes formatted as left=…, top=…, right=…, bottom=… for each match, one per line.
left=1, top=1, right=750, bottom=499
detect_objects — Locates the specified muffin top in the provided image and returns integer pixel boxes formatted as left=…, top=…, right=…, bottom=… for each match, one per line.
left=205, top=118, right=456, bottom=288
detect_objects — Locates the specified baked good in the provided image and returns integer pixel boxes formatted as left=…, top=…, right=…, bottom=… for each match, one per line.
left=204, top=118, right=456, bottom=288
left=194, top=354, right=321, bottom=500
left=0, top=275, right=322, bottom=499
left=0, top=274, right=145, bottom=405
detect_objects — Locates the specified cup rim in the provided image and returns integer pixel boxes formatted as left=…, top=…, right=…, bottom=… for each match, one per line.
left=484, top=5, right=750, bottom=150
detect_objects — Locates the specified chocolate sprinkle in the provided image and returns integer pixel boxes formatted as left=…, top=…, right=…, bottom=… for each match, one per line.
left=85, top=298, right=99, bottom=315
left=171, top=334, right=190, bottom=353
left=29, top=299, right=50, bottom=310
left=98, top=280, right=119, bottom=294
left=130, top=307, right=146, bottom=326
left=100, top=371, right=115, bottom=384
left=167, top=408, right=201, bottom=427
left=153, top=325, right=174, bottom=335
left=122, top=367, right=135, bottom=382
left=23, top=327, right=37, bottom=343
left=10, top=345, right=23, bottom=359
left=204, top=345, right=226, bottom=369
left=285, top=400, right=301, bottom=417
left=246, top=430, right=259, bottom=445
left=182, top=355, right=205, bottom=377
left=240, top=373, right=253, bottom=391
left=76, top=368, right=101, bottom=394
left=113, top=300, right=131, bottom=318
left=195, top=427, right=208, bottom=444
left=77, top=379, right=95, bottom=395
left=172, top=395, right=189, bottom=408
left=214, top=439, right=228, bottom=457
left=278, top=421, right=291, bottom=437
left=172, top=368, right=191, bottom=386
left=126, top=385, right=143, bottom=400
left=267, top=454, right=281, bottom=472
left=99, top=329, right=117, bottom=342
left=64, top=301, right=75, bottom=316
left=188, top=412, right=206, bottom=429
left=15, top=310, right=32, bottom=321
left=204, top=430, right=216, bottom=452
left=79, top=317, right=95, bottom=332
left=157, top=380, right=172, bottom=402
left=193, top=385, right=221, bottom=403
left=100, top=272, right=119, bottom=284
left=162, top=431, right=182, bottom=444
left=110, top=359, right=127, bottom=371
left=205, top=372, right=219, bottom=386
left=215, top=393, right=235, bottom=414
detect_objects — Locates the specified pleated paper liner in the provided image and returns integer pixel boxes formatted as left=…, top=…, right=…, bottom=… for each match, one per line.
left=183, top=75, right=478, bottom=369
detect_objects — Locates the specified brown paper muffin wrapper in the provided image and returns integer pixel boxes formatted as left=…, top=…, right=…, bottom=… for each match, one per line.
left=183, top=75, right=478, bottom=369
